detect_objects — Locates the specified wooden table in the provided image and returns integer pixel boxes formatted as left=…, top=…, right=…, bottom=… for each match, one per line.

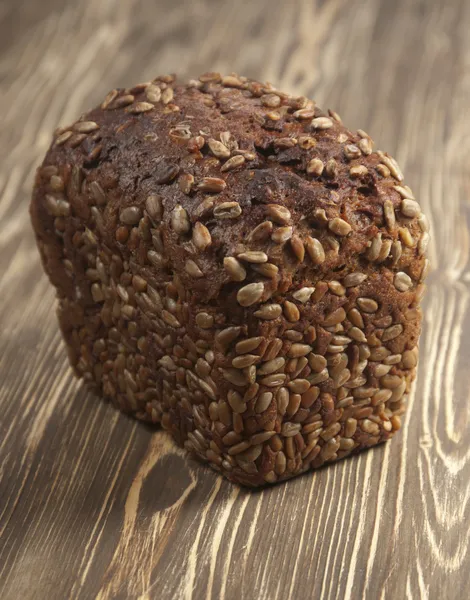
left=1, top=0, right=468, bottom=598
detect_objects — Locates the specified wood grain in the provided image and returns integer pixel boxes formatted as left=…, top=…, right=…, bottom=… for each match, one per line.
left=0, top=0, right=469, bottom=598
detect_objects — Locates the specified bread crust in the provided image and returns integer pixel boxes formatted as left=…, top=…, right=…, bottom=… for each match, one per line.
left=30, top=73, right=428, bottom=486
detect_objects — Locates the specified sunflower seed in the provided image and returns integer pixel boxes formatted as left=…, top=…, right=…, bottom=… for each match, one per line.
left=288, top=344, right=312, bottom=358
left=251, top=431, right=276, bottom=445
left=348, top=308, right=364, bottom=328
left=126, top=102, right=154, bottom=114
left=228, top=441, right=252, bottom=456
left=293, top=108, right=316, bottom=119
left=237, top=282, right=264, bottom=306
left=366, top=233, right=382, bottom=261
left=227, top=390, right=247, bottom=413
left=306, top=158, right=324, bottom=176
left=419, top=258, right=430, bottom=282
left=382, top=324, right=403, bottom=341
left=381, top=374, right=404, bottom=389
left=393, top=185, right=414, bottom=199
left=185, top=260, right=203, bottom=277
left=344, top=144, right=361, bottom=160
left=260, top=373, right=287, bottom=386
left=325, top=159, right=338, bottom=178
left=224, top=257, right=246, bottom=281
left=306, top=237, right=325, bottom=264
left=347, top=326, right=367, bottom=343
left=236, top=337, right=264, bottom=354
left=321, top=423, right=341, bottom=441
left=232, top=354, right=259, bottom=369
left=402, top=349, right=418, bottom=369
left=383, top=199, right=396, bottom=231
left=169, top=205, right=190, bottom=235
left=222, top=75, right=244, bottom=87
left=192, top=222, right=212, bottom=250
left=322, top=307, right=346, bottom=326
left=252, top=263, right=279, bottom=278
left=146, top=84, right=162, bottom=103
left=222, top=368, right=247, bottom=386
left=416, top=232, right=429, bottom=256
left=329, top=281, right=346, bottom=296
left=391, top=240, right=402, bottom=264
left=161, top=87, right=174, bottom=104
left=308, top=354, right=327, bottom=372
left=343, top=272, right=367, bottom=287
left=162, top=310, right=180, bottom=328
left=144, top=195, right=162, bottom=222
left=208, top=139, right=230, bottom=159
left=358, top=137, right=373, bottom=155
left=261, top=93, right=281, bottom=107
left=272, top=226, right=293, bottom=243
left=293, top=287, right=315, bottom=303
left=216, top=326, right=242, bottom=350
left=237, top=251, right=268, bottom=263
left=196, top=313, right=214, bottom=329
left=214, top=201, right=242, bottom=219
left=394, top=272, right=412, bottom=292
left=377, top=238, right=392, bottom=262
left=45, top=195, right=70, bottom=217
left=101, top=89, right=119, bottom=109
left=287, top=379, right=310, bottom=394
left=221, top=155, right=245, bottom=172
left=74, top=121, right=99, bottom=133
left=254, top=304, right=282, bottom=320
left=249, top=221, right=273, bottom=241
left=281, top=422, right=302, bottom=436
left=258, top=357, right=285, bottom=376
left=113, top=94, right=135, bottom=108
left=198, top=177, right=226, bottom=192
left=289, top=236, right=305, bottom=261
left=311, top=117, right=333, bottom=129
left=283, top=301, right=300, bottom=322
left=377, top=151, right=403, bottom=181
left=401, top=199, right=421, bottom=218
left=120, top=206, right=142, bottom=225
left=308, top=369, right=329, bottom=385
left=418, top=213, right=430, bottom=233
left=329, top=217, right=351, bottom=236
left=350, top=165, right=368, bottom=178
left=274, top=137, right=297, bottom=149
left=361, top=419, right=380, bottom=435
left=266, top=204, right=291, bottom=224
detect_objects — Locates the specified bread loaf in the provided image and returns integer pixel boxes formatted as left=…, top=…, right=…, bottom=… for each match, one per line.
left=30, top=73, right=429, bottom=486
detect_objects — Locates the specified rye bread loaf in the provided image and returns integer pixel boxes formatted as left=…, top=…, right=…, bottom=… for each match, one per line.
left=30, top=72, right=429, bottom=486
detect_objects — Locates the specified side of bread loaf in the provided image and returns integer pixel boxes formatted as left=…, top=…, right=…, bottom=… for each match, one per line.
left=30, top=73, right=429, bottom=485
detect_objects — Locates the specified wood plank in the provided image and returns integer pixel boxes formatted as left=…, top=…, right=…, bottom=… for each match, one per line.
left=0, top=0, right=469, bottom=598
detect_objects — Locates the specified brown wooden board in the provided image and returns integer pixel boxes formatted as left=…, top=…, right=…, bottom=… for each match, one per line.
left=0, top=0, right=468, bottom=598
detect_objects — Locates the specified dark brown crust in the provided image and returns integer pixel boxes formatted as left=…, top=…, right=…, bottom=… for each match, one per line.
left=30, top=73, right=428, bottom=486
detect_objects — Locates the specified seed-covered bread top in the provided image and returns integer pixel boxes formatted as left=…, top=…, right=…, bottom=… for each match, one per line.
left=33, top=72, right=429, bottom=321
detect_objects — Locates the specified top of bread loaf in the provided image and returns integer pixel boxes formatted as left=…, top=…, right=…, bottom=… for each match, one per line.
left=39, top=72, right=428, bottom=314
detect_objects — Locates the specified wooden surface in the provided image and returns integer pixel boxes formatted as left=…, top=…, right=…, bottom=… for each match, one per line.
left=0, top=0, right=468, bottom=598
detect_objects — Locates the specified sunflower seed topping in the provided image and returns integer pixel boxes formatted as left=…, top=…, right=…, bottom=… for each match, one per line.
left=293, top=287, right=315, bottom=303
left=306, top=158, right=324, bottom=175
left=224, top=257, right=246, bottom=281
left=237, top=282, right=264, bottom=307
left=311, top=117, right=333, bottom=129
left=214, top=202, right=242, bottom=219
left=306, top=237, right=325, bottom=264
left=329, top=218, right=352, bottom=236
left=171, top=205, right=190, bottom=234
left=394, top=272, right=413, bottom=292
left=401, top=199, right=421, bottom=218
left=208, top=139, right=230, bottom=159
